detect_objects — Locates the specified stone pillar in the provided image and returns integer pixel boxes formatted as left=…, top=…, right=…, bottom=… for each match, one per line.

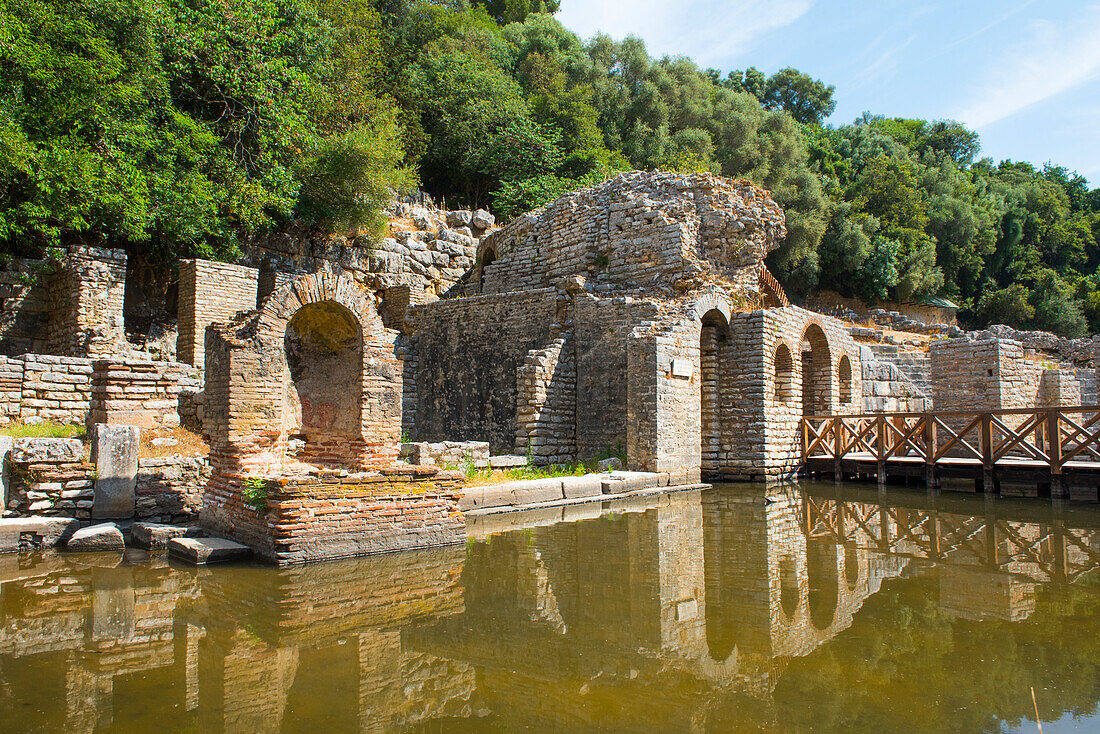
left=0, top=435, right=10, bottom=512
left=47, top=246, right=127, bottom=358
left=91, top=424, right=139, bottom=520
left=177, top=259, right=259, bottom=369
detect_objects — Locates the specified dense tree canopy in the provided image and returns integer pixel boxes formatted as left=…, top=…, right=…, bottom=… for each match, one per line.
left=1, top=0, right=1097, bottom=335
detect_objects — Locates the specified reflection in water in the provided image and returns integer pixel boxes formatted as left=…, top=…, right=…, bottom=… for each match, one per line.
left=0, top=484, right=1099, bottom=733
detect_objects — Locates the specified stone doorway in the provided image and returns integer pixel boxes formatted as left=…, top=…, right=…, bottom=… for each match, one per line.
left=801, top=324, right=833, bottom=418
left=284, top=301, right=364, bottom=467
left=700, top=309, right=729, bottom=478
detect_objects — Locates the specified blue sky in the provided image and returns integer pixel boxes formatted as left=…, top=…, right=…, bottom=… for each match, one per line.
left=557, top=0, right=1100, bottom=185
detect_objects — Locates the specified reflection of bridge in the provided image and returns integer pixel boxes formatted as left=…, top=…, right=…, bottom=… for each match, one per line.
left=803, top=407, right=1100, bottom=498
left=0, top=486, right=1098, bottom=731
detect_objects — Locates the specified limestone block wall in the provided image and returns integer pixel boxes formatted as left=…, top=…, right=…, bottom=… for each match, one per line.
left=88, top=359, right=196, bottom=429
left=400, top=441, right=488, bottom=467
left=135, top=455, right=210, bottom=523
left=475, top=172, right=785, bottom=297
left=861, top=355, right=930, bottom=413
left=6, top=438, right=93, bottom=517
left=18, top=355, right=94, bottom=423
left=411, top=289, right=561, bottom=453
left=515, top=336, right=576, bottom=463
left=930, top=337, right=1047, bottom=412
left=0, top=259, right=51, bottom=356
left=177, top=259, right=260, bottom=368
left=46, top=246, right=127, bottom=358
left=0, top=356, right=24, bottom=420
left=1039, top=369, right=1082, bottom=407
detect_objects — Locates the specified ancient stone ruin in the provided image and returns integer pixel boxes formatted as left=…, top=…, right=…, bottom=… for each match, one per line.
left=0, top=171, right=1097, bottom=563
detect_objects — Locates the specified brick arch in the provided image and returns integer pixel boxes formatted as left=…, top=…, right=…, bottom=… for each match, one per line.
left=690, top=293, right=732, bottom=326
left=800, top=322, right=835, bottom=417
left=256, top=272, right=383, bottom=348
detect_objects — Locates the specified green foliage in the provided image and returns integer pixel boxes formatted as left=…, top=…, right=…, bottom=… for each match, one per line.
left=3, top=0, right=1096, bottom=336
left=240, top=477, right=269, bottom=512
left=0, top=421, right=86, bottom=440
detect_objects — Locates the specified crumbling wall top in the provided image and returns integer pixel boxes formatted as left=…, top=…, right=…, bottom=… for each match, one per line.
left=474, top=171, right=786, bottom=299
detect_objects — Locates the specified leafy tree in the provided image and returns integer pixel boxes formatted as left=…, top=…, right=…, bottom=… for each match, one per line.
left=762, top=67, right=837, bottom=125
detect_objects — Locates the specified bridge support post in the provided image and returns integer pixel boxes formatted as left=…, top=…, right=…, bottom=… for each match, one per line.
left=980, top=413, right=996, bottom=496
left=1046, top=410, right=1069, bottom=501
left=924, top=416, right=938, bottom=495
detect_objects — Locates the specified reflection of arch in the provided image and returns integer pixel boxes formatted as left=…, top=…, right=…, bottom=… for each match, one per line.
left=843, top=543, right=860, bottom=589
left=700, top=309, right=729, bottom=478
left=779, top=554, right=799, bottom=618
left=838, top=354, right=853, bottom=405
left=285, top=301, right=364, bottom=465
left=807, top=535, right=839, bottom=630
left=801, top=323, right=833, bottom=418
left=774, top=341, right=794, bottom=403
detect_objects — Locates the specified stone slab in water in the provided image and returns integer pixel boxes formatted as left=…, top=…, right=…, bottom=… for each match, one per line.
left=91, top=424, right=139, bottom=520
left=600, top=471, right=661, bottom=495
left=0, top=517, right=80, bottom=552
left=131, top=522, right=206, bottom=550
left=169, top=537, right=251, bottom=565
left=66, top=523, right=124, bottom=552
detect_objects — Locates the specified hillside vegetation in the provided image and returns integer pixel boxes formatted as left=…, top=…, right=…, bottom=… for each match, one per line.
left=2, top=0, right=1098, bottom=334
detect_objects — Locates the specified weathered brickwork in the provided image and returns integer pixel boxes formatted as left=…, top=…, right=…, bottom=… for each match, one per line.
left=16, top=355, right=93, bottom=424
left=930, top=337, right=1050, bottom=412
left=177, top=259, right=260, bottom=368
left=89, top=359, right=198, bottom=429
left=46, top=247, right=127, bottom=358
left=516, top=336, right=576, bottom=463
left=475, top=171, right=785, bottom=298
left=201, top=468, right=464, bottom=565
left=0, top=258, right=51, bottom=356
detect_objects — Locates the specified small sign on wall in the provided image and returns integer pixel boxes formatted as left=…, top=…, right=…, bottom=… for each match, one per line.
left=671, top=358, right=693, bottom=379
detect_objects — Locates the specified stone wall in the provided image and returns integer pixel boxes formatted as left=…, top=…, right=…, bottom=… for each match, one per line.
left=177, top=259, right=260, bottom=368
left=13, top=355, right=93, bottom=424
left=861, top=352, right=930, bottom=413
left=135, top=455, right=210, bottom=523
left=0, top=258, right=51, bottom=356
left=6, top=438, right=93, bottom=517
left=399, top=441, right=488, bottom=468
left=89, top=359, right=197, bottom=429
left=515, top=336, right=576, bottom=463
left=201, top=468, right=464, bottom=564
left=929, top=337, right=1048, bottom=412
left=46, top=247, right=127, bottom=358
left=475, top=172, right=785, bottom=299
left=411, top=289, right=561, bottom=453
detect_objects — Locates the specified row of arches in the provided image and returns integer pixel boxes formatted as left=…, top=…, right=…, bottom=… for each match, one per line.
left=775, top=324, right=854, bottom=416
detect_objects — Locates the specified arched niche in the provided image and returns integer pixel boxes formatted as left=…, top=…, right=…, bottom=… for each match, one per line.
left=284, top=300, right=364, bottom=465
left=774, top=341, right=795, bottom=404
left=801, top=323, right=833, bottom=418
left=807, top=534, right=839, bottom=630
left=838, top=354, right=853, bottom=406
left=700, top=308, right=730, bottom=478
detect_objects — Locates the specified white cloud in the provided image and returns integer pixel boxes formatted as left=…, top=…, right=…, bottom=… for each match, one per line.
left=556, top=0, right=813, bottom=66
left=957, top=4, right=1100, bottom=128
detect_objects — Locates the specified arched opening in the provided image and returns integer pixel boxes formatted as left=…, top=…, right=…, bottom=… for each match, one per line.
left=838, top=354, right=853, bottom=405
left=807, top=535, right=839, bottom=630
left=478, top=246, right=497, bottom=293
left=284, top=301, right=363, bottom=467
left=801, top=324, right=833, bottom=418
left=774, top=342, right=794, bottom=404
left=779, top=554, right=799, bottom=619
left=700, top=309, right=729, bottom=479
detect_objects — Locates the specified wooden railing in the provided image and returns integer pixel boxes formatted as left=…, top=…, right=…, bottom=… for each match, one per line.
left=801, top=407, right=1100, bottom=478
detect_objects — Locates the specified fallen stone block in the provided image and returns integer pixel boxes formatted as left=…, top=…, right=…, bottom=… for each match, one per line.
left=131, top=522, right=206, bottom=550
left=596, top=457, right=623, bottom=472
left=488, top=455, right=527, bottom=468
left=11, top=437, right=83, bottom=463
left=601, top=471, right=661, bottom=495
left=560, top=475, right=605, bottom=499
left=169, top=537, right=252, bottom=565
left=0, top=516, right=80, bottom=552
left=66, top=523, right=125, bottom=552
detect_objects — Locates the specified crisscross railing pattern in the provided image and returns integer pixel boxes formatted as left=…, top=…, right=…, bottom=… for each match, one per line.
left=801, top=406, right=1100, bottom=477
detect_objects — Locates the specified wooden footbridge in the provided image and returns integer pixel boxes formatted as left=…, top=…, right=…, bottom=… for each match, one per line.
left=801, top=406, right=1100, bottom=499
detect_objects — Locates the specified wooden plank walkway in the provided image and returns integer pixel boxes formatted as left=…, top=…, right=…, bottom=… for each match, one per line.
left=801, top=406, right=1100, bottom=499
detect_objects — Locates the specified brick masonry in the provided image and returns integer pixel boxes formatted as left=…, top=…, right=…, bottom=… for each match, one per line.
left=177, top=259, right=260, bottom=369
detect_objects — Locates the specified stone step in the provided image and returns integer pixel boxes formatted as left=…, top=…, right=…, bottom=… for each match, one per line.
left=131, top=522, right=206, bottom=550
left=168, top=537, right=252, bottom=565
